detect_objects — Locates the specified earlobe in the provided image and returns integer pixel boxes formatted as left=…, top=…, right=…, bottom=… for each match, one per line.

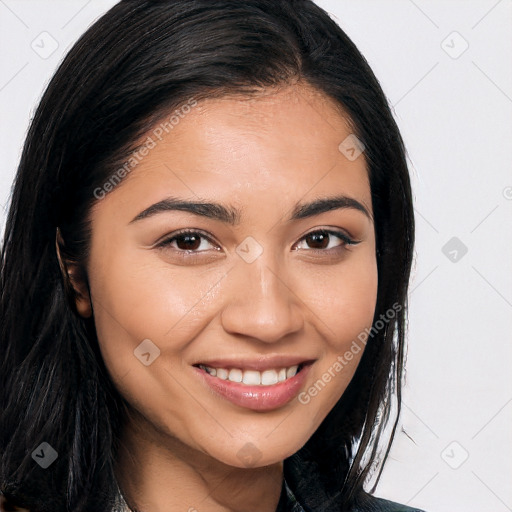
left=55, top=227, right=93, bottom=318
left=67, top=265, right=93, bottom=318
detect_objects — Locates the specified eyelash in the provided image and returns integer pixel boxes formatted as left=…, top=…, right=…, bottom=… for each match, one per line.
left=155, top=228, right=361, bottom=260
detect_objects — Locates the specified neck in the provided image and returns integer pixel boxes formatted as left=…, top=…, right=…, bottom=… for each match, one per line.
left=114, top=409, right=284, bottom=512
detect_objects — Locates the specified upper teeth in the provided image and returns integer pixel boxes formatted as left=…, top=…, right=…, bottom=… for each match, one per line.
left=198, top=365, right=300, bottom=385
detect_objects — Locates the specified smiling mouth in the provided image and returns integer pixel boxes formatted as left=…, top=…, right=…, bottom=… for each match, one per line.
left=194, top=362, right=306, bottom=386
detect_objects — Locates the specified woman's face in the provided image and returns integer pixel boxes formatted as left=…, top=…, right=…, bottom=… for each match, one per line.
left=82, top=84, right=377, bottom=468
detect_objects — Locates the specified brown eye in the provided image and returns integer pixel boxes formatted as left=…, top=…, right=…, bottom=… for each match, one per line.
left=294, top=229, right=358, bottom=252
left=175, top=233, right=202, bottom=251
left=304, top=231, right=330, bottom=249
left=157, top=230, right=220, bottom=253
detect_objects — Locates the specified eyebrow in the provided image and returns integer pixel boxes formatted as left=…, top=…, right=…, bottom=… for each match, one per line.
left=130, top=195, right=372, bottom=225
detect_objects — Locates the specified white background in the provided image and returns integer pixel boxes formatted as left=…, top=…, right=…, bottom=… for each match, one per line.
left=1, top=1, right=511, bottom=511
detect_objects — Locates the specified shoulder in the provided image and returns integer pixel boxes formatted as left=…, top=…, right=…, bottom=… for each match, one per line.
left=0, top=494, right=31, bottom=512
left=350, top=491, right=427, bottom=512
left=352, top=492, right=424, bottom=512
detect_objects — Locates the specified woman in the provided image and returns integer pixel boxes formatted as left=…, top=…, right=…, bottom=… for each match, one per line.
left=0, top=1, right=422, bottom=511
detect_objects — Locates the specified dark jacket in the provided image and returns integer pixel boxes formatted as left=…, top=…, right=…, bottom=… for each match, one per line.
left=1, top=475, right=426, bottom=512
left=278, top=450, right=427, bottom=512
left=277, top=477, right=425, bottom=512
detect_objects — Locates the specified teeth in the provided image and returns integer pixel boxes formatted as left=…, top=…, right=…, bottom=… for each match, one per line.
left=243, top=370, right=261, bottom=385
left=204, top=366, right=217, bottom=377
left=261, top=370, right=278, bottom=385
left=199, top=364, right=302, bottom=386
left=286, top=365, right=299, bottom=378
left=228, top=368, right=243, bottom=383
left=216, top=368, right=228, bottom=380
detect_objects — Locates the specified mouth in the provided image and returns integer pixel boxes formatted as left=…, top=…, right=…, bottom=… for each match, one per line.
left=194, top=362, right=306, bottom=386
left=192, top=359, right=314, bottom=411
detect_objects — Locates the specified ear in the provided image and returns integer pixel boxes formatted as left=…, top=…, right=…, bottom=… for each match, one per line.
left=55, top=228, right=93, bottom=318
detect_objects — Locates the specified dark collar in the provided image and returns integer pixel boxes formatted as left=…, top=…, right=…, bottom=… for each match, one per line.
left=276, top=477, right=306, bottom=512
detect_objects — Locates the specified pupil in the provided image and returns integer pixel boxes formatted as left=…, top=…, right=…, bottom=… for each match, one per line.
left=306, top=232, right=328, bottom=249
left=178, top=234, right=201, bottom=251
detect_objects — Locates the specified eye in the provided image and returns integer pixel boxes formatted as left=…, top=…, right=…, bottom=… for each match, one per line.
left=293, top=229, right=360, bottom=252
left=156, top=229, right=220, bottom=253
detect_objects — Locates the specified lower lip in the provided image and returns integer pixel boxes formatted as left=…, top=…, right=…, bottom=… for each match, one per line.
left=193, top=364, right=312, bottom=412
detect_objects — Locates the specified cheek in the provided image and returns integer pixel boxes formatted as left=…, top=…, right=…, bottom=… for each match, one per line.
left=332, top=268, right=378, bottom=345
left=306, top=250, right=378, bottom=348
left=87, top=247, right=226, bottom=376
left=296, top=251, right=378, bottom=418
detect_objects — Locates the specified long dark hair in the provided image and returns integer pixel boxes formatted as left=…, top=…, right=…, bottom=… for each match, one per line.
left=0, top=1, right=414, bottom=510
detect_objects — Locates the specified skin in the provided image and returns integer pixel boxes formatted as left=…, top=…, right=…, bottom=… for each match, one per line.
left=68, top=83, right=378, bottom=512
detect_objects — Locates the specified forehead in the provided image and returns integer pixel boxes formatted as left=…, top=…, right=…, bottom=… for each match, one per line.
left=93, top=84, right=372, bottom=219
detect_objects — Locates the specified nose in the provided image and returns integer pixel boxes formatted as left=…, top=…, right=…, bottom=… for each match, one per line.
left=220, top=256, right=304, bottom=344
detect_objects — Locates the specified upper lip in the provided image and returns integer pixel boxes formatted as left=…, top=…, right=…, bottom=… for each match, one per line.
left=193, top=355, right=316, bottom=371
